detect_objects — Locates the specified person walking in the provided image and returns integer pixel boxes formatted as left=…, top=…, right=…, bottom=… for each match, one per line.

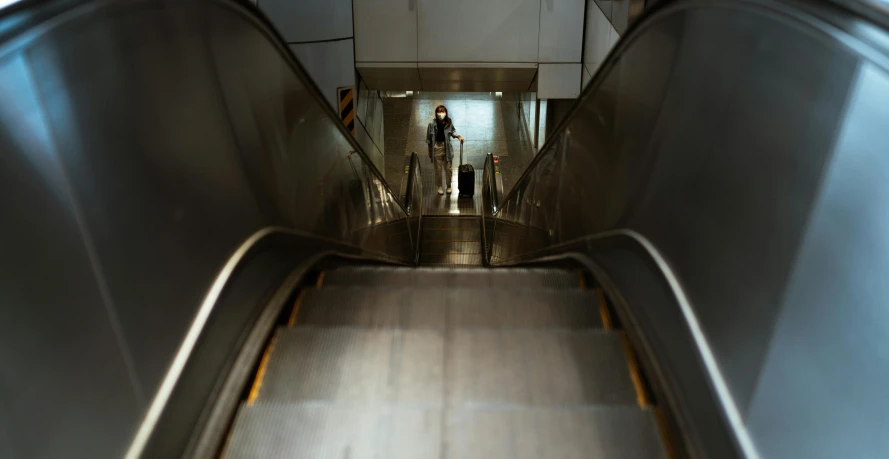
left=426, top=105, right=465, bottom=195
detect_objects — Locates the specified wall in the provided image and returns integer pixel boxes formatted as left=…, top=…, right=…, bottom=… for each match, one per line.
left=260, top=0, right=355, bottom=110
left=582, top=0, right=644, bottom=89
left=355, top=77, right=386, bottom=168
left=353, top=0, right=584, bottom=96
left=259, top=0, right=385, bottom=170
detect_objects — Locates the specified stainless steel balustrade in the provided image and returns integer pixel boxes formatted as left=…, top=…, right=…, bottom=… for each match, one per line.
left=487, top=1, right=889, bottom=458
left=0, top=1, right=419, bottom=457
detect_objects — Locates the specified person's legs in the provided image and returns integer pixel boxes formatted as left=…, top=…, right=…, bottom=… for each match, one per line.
left=433, top=142, right=445, bottom=193
left=445, top=159, right=453, bottom=192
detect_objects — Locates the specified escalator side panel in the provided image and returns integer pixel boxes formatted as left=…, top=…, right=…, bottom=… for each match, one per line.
left=491, top=1, right=889, bottom=458
left=0, top=0, right=412, bottom=457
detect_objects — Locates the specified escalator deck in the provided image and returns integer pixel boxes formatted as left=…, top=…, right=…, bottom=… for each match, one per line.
left=221, top=266, right=667, bottom=458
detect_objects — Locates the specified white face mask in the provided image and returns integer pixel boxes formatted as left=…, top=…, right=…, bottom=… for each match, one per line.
left=437, top=113, right=446, bottom=120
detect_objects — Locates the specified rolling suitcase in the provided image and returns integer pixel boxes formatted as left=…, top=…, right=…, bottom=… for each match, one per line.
left=457, top=142, right=474, bottom=199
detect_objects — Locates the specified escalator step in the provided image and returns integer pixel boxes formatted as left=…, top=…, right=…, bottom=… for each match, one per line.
left=323, top=266, right=580, bottom=289
left=296, top=287, right=603, bottom=329
left=254, top=328, right=636, bottom=406
left=222, top=402, right=440, bottom=459
left=222, top=402, right=666, bottom=459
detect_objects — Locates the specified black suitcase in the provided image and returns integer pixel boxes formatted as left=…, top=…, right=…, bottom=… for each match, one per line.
left=457, top=143, right=474, bottom=199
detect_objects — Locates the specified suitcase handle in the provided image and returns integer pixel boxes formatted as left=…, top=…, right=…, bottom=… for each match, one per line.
left=459, top=141, right=463, bottom=166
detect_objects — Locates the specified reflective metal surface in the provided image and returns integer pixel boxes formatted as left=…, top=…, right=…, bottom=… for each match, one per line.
left=418, top=216, right=483, bottom=266
left=490, top=0, right=889, bottom=458
left=0, top=0, right=413, bottom=457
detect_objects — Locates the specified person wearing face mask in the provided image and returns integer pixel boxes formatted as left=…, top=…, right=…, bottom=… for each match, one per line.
left=426, top=105, right=465, bottom=195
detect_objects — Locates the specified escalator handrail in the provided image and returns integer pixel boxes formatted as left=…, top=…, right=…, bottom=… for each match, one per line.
left=483, top=152, right=499, bottom=215
left=493, top=0, right=889, bottom=216
left=404, top=152, right=421, bottom=215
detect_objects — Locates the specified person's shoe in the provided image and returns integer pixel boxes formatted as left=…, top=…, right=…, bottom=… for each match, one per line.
left=437, top=187, right=444, bottom=195
left=446, top=186, right=453, bottom=194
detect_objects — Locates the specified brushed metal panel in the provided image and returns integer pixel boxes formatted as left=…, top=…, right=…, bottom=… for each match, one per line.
left=25, top=2, right=266, bottom=397
left=258, top=0, right=353, bottom=42
left=538, top=0, right=585, bottom=63
left=353, top=0, right=418, bottom=62
left=493, top=1, right=884, bottom=457
left=418, top=0, right=540, bottom=62
left=747, top=62, right=889, bottom=459
left=0, top=56, right=143, bottom=459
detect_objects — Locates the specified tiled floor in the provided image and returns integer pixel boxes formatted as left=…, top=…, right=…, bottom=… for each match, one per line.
left=384, top=93, right=535, bottom=208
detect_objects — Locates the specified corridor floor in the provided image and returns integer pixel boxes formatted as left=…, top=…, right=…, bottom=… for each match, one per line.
left=383, top=92, right=535, bottom=205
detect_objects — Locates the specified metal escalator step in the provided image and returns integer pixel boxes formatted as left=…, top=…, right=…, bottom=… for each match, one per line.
left=258, top=327, right=446, bottom=405
left=418, top=251, right=484, bottom=267
left=446, top=405, right=667, bottom=459
left=447, top=289, right=602, bottom=329
left=296, top=287, right=602, bottom=329
left=419, top=229, right=482, bottom=242
left=221, top=402, right=441, bottom=459
left=448, top=329, right=637, bottom=406
left=222, top=403, right=666, bottom=459
left=324, top=266, right=580, bottom=289
left=422, top=216, right=480, bottom=230
left=255, top=328, right=635, bottom=406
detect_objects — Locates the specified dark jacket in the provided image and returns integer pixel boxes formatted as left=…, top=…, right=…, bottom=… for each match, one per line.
left=426, top=119, right=459, bottom=161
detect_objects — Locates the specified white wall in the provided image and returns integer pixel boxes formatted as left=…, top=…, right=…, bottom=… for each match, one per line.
left=289, top=41, right=356, bottom=110
left=418, top=0, right=540, bottom=62
left=260, top=0, right=353, bottom=42
left=538, top=0, right=585, bottom=63
left=539, top=63, right=582, bottom=99
left=353, top=0, right=586, bottom=97
left=260, top=0, right=356, bottom=110
left=582, top=0, right=619, bottom=90
left=353, top=0, right=417, bottom=62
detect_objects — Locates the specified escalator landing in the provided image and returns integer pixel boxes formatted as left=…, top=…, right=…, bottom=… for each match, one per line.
left=420, top=166, right=484, bottom=216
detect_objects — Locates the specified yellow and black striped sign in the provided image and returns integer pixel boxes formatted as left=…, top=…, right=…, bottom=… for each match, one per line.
left=338, top=87, right=355, bottom=135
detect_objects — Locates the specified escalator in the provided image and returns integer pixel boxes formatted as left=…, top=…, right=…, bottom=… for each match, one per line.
left=221, top=267, right=666, bottom=458
left=3, top=0, right=889, bottom=458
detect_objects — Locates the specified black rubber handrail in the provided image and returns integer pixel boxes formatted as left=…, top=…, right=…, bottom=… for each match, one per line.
left=483, top=152, right=499, bottom=215
left=404, top=152, right=421, bottom=215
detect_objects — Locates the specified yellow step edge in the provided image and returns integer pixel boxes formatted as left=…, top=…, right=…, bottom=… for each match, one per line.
left=287, top=291, right=304, bottom=327
left=246, top=336, right=277, bottom=406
